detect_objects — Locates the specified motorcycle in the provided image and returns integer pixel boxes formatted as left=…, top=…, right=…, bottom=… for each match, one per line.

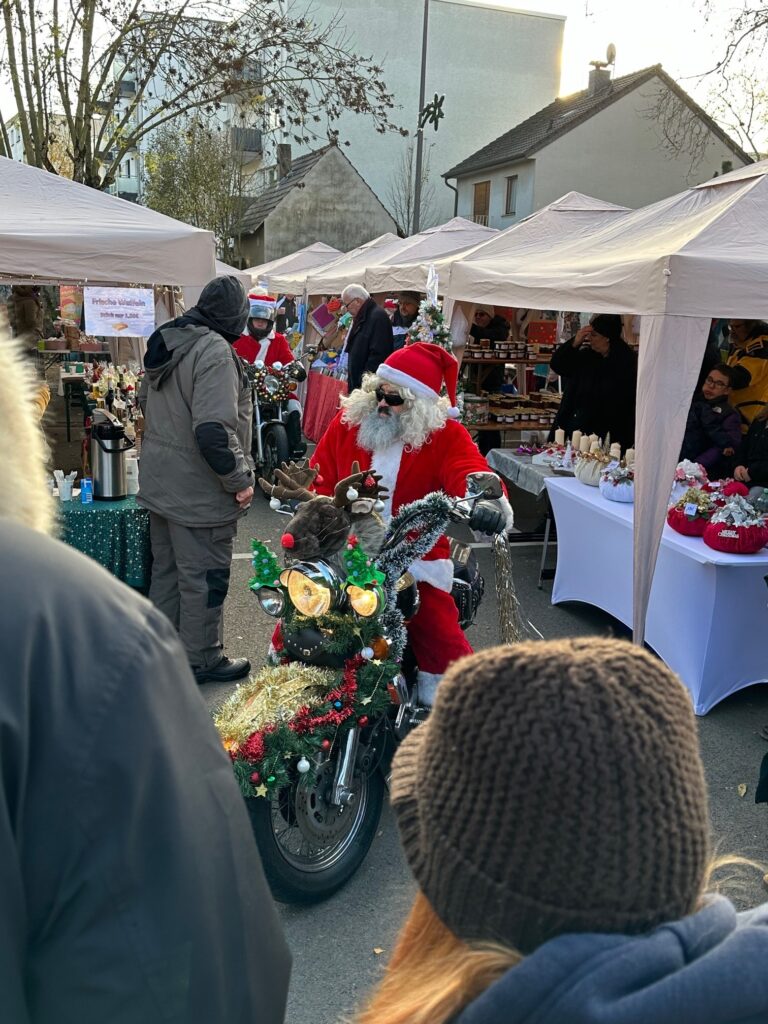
left=244, top=359, right=307, bottom=486
left=216, top=461, right=507, bottom=903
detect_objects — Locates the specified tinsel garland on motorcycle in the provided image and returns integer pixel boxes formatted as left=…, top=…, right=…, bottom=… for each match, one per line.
left=249, top=365, right=293, bottom=403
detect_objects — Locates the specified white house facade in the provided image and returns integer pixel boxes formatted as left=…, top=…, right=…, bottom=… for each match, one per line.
left=293, top=0, right=564, bottom=226
left=446, top=65, right=752, bottom=228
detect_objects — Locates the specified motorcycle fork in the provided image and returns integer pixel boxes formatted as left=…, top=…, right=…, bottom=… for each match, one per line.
left=331, top=727, right=360, bottom=807
left=253, top=395, right=265, bottom=464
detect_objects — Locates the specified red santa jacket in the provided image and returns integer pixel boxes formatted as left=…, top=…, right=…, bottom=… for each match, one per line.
left=310, top=412, right=497, bottom=590
left=233, top=331, right=294, bottom=367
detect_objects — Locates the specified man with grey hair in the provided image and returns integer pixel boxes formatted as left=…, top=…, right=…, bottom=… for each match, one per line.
left=340, top=283, right=394, bottom=391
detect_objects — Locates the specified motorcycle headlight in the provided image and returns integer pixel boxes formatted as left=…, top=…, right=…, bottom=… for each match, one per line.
left=279, top=562, right=343, bottom=617
left=255, top=586, right=285, bottom=617
left=264, top=375, right=280, bottom=396
left=346, top=583, right=385, bottom=618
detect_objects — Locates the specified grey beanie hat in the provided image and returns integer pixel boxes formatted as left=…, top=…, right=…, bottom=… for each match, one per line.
left=390, top=638, right=710, bottom=955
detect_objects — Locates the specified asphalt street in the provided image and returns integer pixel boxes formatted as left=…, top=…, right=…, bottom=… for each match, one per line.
left=205, top=496, right=768, bottom=1024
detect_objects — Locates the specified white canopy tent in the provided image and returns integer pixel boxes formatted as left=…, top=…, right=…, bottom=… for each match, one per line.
left=367, top=193, right=627, bottom=297
left=361, top=217, right=497, bottom=292
left=269, top=233, right=403, bottom=295
left=0, top=156, right=216, bottom=286
left=446, top=163, right=768, bottom=643
left=215, top=260, right=252, bottom=289
left=243, top=242, right=342, bottom=291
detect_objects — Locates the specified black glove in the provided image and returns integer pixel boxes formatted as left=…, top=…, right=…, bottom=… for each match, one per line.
left=469, top=501, right=505, bottom=535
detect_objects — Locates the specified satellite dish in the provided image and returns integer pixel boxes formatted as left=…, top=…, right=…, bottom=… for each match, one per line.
left=606, top=43, right=616, bottom=66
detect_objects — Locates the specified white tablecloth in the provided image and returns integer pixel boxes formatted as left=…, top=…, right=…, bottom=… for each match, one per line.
left=545, top=477, right=768, bottom=714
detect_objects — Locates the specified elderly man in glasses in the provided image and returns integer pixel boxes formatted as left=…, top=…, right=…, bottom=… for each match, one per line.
left=340, top=284, right=394, bottom=392
left=310, top=342, right=513, bottom=706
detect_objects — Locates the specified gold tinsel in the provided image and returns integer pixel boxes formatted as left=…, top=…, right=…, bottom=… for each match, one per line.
left=214, top=663, right=337, bottom=746
left=493, top=534, right=541, bottom=645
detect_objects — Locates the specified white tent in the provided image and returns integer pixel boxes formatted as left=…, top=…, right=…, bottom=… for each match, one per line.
left=243, top=242, right=341, bottom=291
left=367, top=193, right=628, bottom=297
left=0, top=156, right=215, bottom=286
left=271, top=232, right=405, bottom=295
left=215, top=260, right=252, bottom=289
left=362, top=217, right=497, bottom=292
left=447, top=164, right=768, bottom=642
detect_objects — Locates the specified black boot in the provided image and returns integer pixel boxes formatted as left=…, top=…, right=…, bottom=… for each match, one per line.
left=193, top=656, right=251, bottom=684
left=285, top=409, right=307, bottom=457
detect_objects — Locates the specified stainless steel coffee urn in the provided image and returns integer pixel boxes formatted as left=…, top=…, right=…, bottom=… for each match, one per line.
left=91, top=409, right=135, bottom=500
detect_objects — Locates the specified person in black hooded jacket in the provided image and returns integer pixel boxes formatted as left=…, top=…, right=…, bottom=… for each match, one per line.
left=550, top=314, right=637, bottom=449
left=341, top=284, right=394, bottom=391
left=138, top=276, right=255, bottom=684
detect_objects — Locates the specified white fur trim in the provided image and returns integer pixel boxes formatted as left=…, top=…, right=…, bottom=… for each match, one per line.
left=448, top=406, right=461, bottom=419
left=409, top=557, right=453, bottom=593
left=497, top=493, right=515, bottom=532
left=287, top=397, right=302, bottom=415
left=417, top=670, right=442, bottom=708
left=371, top=441, right=405, bottom=523
left=257, top=337, right=271, bottom=363
left=377, top=364, right=440, bottom=402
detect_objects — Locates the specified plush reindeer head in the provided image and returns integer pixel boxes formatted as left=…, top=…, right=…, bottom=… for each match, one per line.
left=259, top=460, right=388, bottom=562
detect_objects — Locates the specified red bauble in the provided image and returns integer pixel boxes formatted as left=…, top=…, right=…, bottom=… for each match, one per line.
left=321, top=739, right=332, bottom=751
left=358, top=715, right=370, bottom=728
left=250, top=771, right=261, bottom=784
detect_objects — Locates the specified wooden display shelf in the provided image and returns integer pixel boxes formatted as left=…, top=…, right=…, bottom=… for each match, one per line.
left=463, top=356, right=553, bottom=365
left=469, top=421, right=554, bottom=431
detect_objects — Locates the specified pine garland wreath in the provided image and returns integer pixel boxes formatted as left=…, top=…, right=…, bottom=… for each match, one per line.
left=407, top=298, right=452, bottom=351
left=249, top=539, right=282, bottom=590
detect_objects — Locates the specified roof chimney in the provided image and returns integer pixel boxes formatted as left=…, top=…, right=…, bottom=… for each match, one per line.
left=277, top=143, right=292, bottom=179
left=588, top=63, right=612, bottom=97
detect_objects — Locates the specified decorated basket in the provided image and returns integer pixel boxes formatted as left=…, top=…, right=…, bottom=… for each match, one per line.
left=670, top=460, right=708, bottom=504
left=702, top=495, right=768, bottom=555
left=598, top=465, right=635, bottom=503
left=666, top=487, right=715, bottom=537
left=574, top=452, right=611, bottom=487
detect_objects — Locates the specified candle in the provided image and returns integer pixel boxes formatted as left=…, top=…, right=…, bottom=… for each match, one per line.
left=579, top=435, right=591, bottom=453
left=571, top=430, right=582, bottom=451
left=625, top=448, right=635, bottom=467
left=590, top=440, right=601, bottom=453
left=554, top=428, right=565, bottom=446
left=588, top=433, right=599, bottom=447
left=610, top=443, right=622, bottom=460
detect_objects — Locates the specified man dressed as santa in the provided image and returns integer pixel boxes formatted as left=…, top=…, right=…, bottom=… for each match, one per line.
left=310, top=342, right=513, bottom=705
left=234, top=295, right=305, bottom=456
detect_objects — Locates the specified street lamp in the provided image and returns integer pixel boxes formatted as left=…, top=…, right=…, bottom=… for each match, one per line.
left=412, top=0, right=429, bottom=234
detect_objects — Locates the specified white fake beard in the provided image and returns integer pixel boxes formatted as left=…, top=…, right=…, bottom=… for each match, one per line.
left=357, top=407, right=406, bottom=451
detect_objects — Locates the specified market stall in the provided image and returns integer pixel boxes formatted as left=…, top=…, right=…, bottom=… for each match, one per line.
left=445, top=163, right=768, bottom=645
left=244, top=242, right=342, bottom=290
left=545, top=476, right=768, bottom=714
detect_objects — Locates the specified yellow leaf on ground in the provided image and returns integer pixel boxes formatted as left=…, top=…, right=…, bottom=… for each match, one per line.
left=373, top=948, right=384, bottom=956
left=737, top=783, right=748, bottom=798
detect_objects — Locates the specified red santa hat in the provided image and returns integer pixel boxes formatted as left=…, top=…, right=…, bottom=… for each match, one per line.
left=378, top=342, right=461, bottom=418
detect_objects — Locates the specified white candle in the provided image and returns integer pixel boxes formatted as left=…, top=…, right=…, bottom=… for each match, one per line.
left=590, top=440, right=601, bottom=453
left=625, top=448, right=635, bottom=467
left=554, top=428, right=565, bottom=446
left=588, top=433, right=599, bottom=447
left=571, top=430, right=582, bottom=451
left=610, top=443, right=622, bottom=459
left=579, top=435, right=591, bottom=453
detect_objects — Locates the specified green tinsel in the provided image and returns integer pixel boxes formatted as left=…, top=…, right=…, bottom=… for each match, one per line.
left=249, top=539, right=282, bottom=589
left=342, top=538, right=386, bottom=588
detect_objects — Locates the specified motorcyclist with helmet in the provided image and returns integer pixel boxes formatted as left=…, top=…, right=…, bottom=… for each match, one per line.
left=234, top=294, right=306, bottom=457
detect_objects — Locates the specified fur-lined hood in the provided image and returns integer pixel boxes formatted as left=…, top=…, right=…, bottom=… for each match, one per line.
left=0, top=330, right=55, bottom=534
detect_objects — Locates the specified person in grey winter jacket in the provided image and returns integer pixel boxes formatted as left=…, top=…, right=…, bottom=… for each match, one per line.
left=0, top=333, right=291, bottom=1024
left=357, top=638, right=768, bottom=1024
left=138, top=275, right=255, bottom=683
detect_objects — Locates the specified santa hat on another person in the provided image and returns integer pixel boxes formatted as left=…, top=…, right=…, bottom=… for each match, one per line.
left=248, top=293, right=277, bottom=320
left=378, top=342, right=461, bottom=418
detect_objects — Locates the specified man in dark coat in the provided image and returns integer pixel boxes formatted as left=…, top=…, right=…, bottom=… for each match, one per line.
left=341, top=284, right=394, bottom=391
left=550, top=314, right=638, bottom=449
left=392, top=291, right=420, bottom=350
left=139, top=276, right=255, bottom=684
left=680, top=364, right=742, bottom=478
left=0, top=333, right=291, bottom=1024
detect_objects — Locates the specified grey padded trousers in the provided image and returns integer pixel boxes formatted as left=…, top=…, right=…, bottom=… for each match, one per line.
left=148, top=513, right=238, bottom=670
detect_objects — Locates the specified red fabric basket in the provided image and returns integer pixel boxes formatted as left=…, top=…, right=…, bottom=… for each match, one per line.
left=666, top=507, right=709, bottom=537
left=703, top=521, right=768, bottom=554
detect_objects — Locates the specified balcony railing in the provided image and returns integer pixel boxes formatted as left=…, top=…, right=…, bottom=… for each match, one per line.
left=470, top=214, right=489, bottom=226
left=231, top=126, right=262, bottom=155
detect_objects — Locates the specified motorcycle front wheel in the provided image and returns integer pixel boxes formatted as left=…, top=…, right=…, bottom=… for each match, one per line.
left=246, top=761, right=385, bottom=903
left=260, top=422, right=291, bottom=489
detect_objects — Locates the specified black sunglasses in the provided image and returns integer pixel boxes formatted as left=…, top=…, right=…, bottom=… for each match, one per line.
left=375, top=386, right=405, bottom=406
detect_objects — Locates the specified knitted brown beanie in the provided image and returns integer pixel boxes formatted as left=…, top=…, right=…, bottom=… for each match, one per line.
left=390, top=638, right=710, bottom=955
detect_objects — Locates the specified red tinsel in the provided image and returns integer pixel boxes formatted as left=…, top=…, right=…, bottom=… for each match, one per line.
left=241, top=730, right=266, bottom=762
left=290, top=655, right=365, bottom=735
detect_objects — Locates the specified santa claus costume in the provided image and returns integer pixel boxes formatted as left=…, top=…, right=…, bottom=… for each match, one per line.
left=310, top=342, right=511, bottom=704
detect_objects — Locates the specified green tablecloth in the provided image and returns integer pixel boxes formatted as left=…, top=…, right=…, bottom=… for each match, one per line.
left=59, top=495, right=151, bottom=589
